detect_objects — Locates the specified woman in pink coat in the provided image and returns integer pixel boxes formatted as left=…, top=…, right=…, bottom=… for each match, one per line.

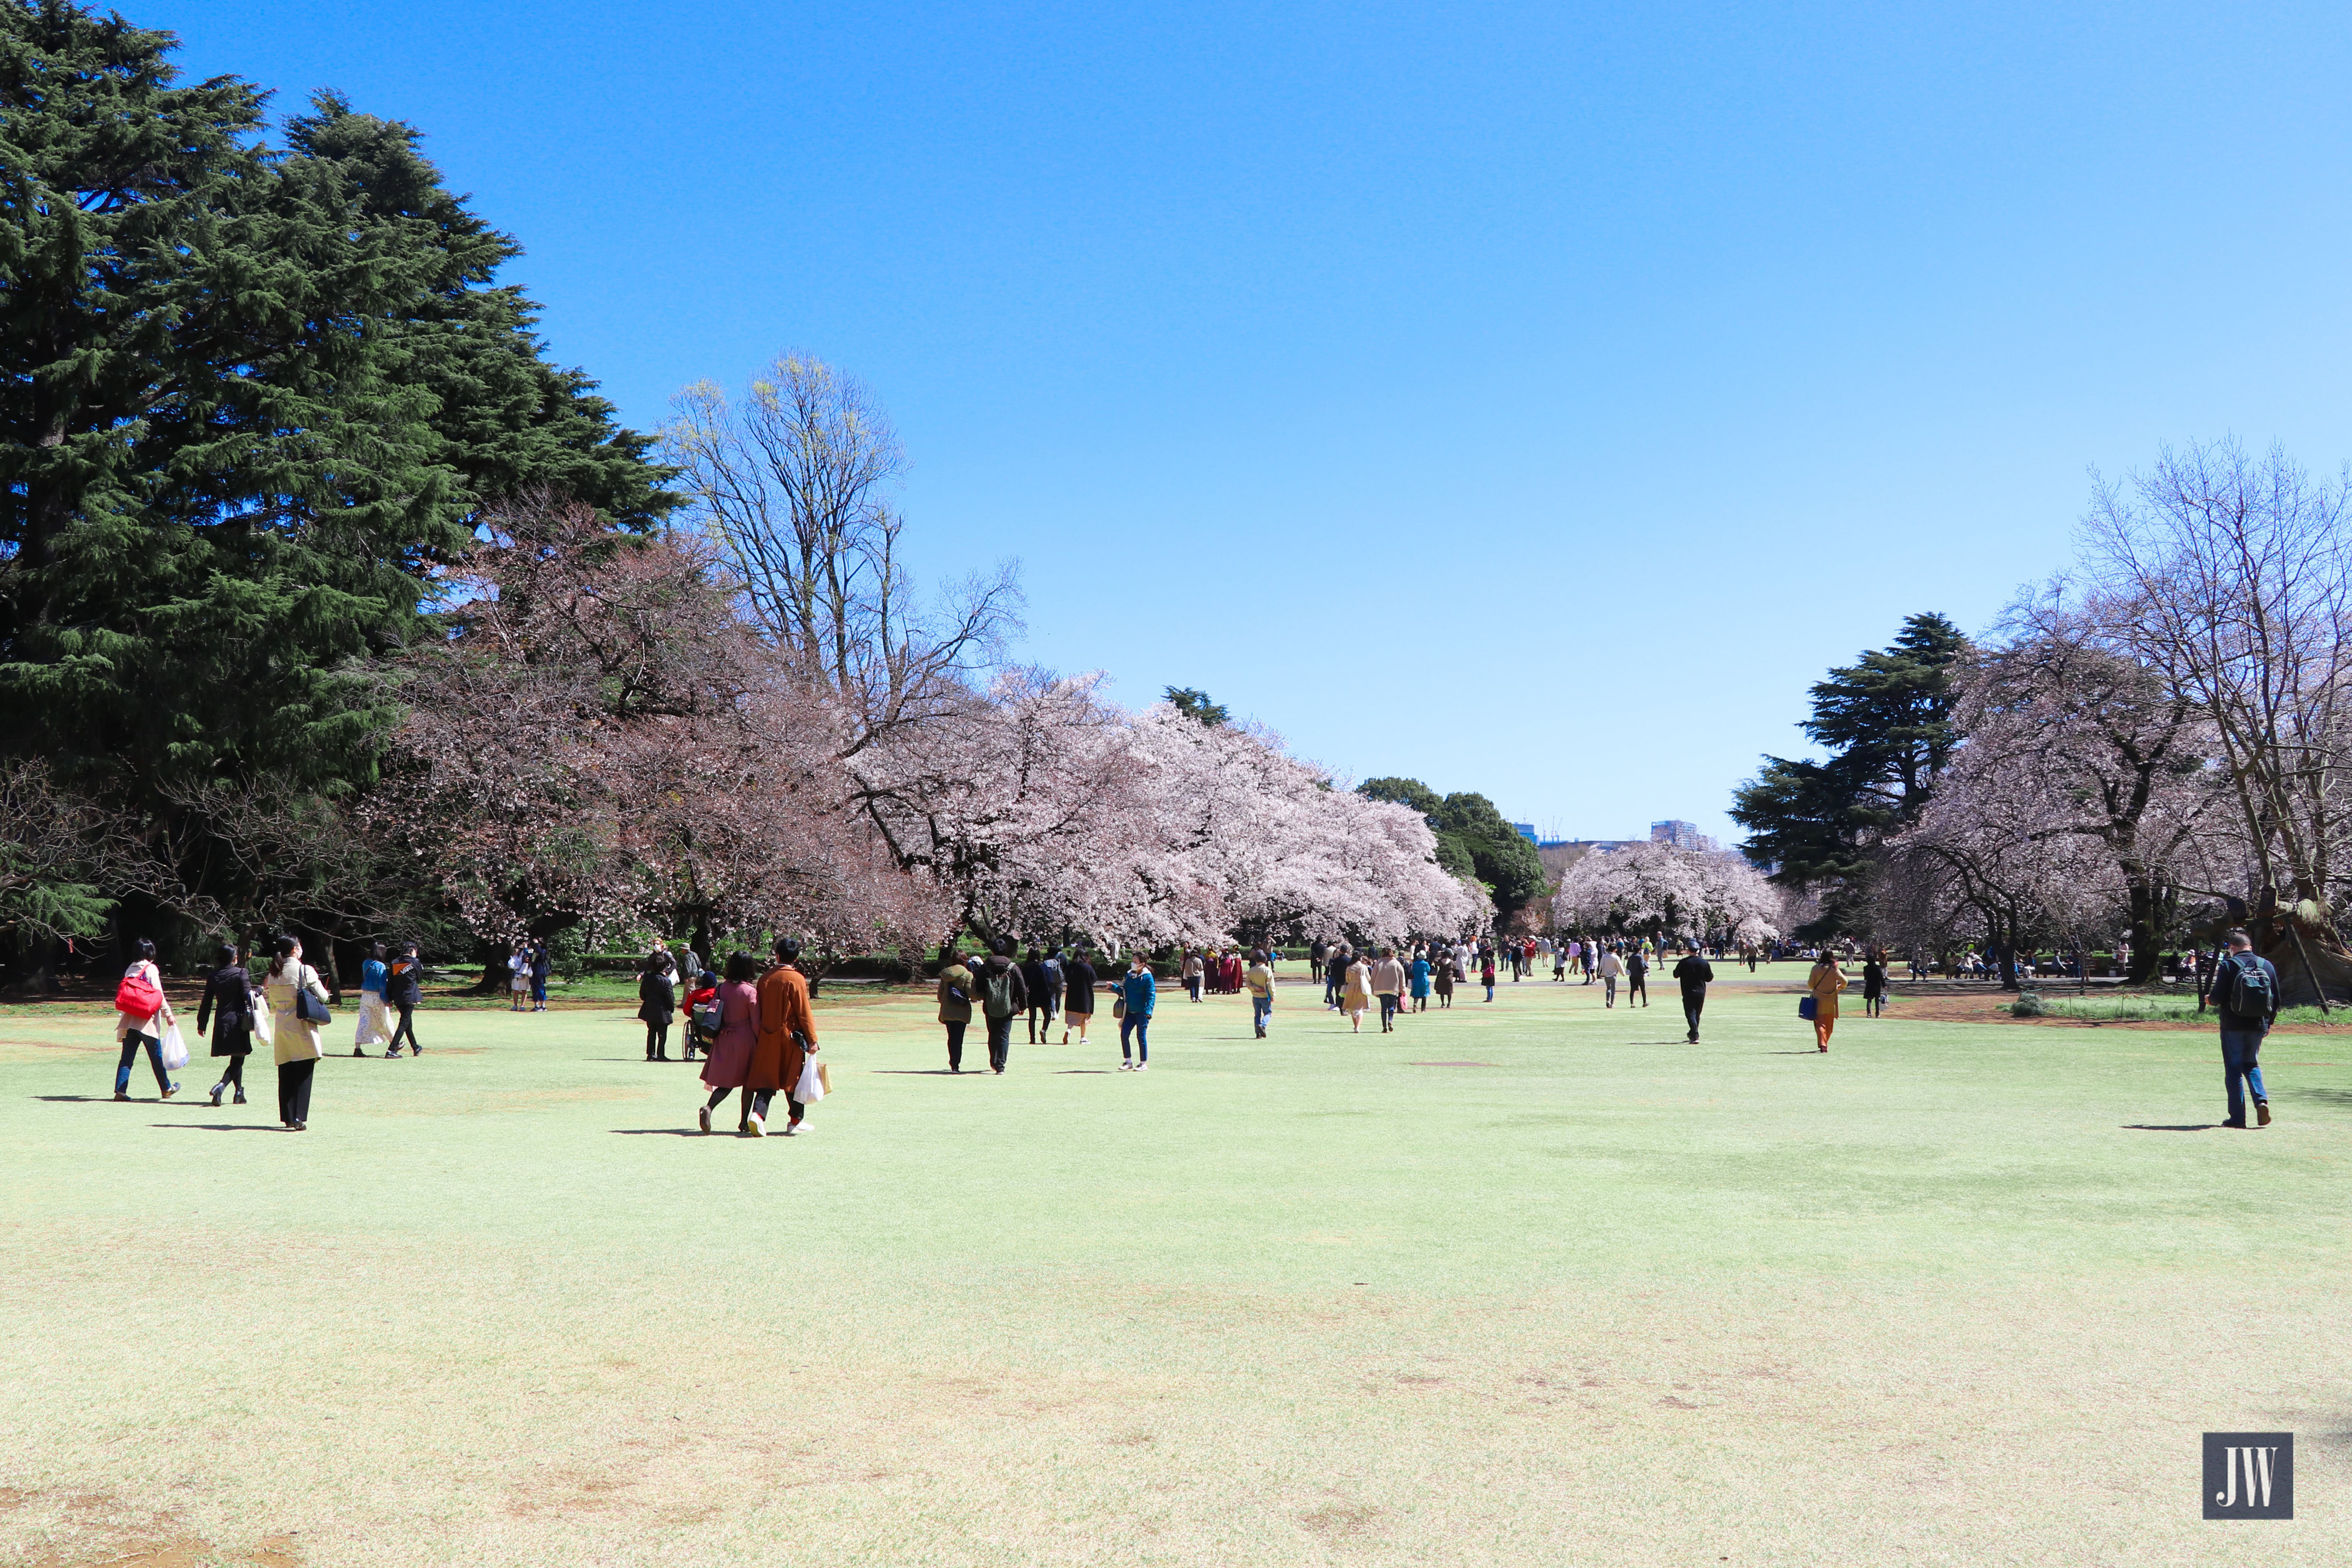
left=695, top=953, right=761, bottom=1134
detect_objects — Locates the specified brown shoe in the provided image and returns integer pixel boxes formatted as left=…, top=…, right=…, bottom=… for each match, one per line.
left=113, top=1091, right=130, bottom=1102
left=2256, top=1100, right=2272, bottom=1126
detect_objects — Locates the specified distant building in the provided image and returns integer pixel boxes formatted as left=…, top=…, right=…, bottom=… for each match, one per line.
left=1511, top=822, right=1539, bottom=844
left=1650, top=820, right=1718, bottom=853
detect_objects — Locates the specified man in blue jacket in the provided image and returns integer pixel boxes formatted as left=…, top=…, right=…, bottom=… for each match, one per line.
left=2213, top=927, right=2279, bottom=1128
left=1118, top=953, right=1156, bottom=1071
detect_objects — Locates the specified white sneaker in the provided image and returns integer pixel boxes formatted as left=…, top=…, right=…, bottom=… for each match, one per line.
left=780, top=1121, right=799, bottom=1135
left=791, top=1118, right=812, bottom=1132
left=746, top=1113, right=766, bottom=1137
left=1118, top=1060, right=1132, bottom=1070
left=1134, top=1061, right=1149, bottom=1071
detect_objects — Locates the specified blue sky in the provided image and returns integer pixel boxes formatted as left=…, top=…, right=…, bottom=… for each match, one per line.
left=150, top=1, right=2352, bottom=843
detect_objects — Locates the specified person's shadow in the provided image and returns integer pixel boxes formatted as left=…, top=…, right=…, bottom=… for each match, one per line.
left=2122, top=1123, right=2222, bottom=1132
left=154, top=1123, right=285, bottom=1132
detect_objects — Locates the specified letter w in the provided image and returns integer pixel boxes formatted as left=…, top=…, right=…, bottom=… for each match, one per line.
left=2248, top=1446, right=2276, bottom=1507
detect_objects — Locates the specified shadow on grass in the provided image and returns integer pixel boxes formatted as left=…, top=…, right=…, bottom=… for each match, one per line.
left=154, top=1123, right=287, bottom=1132
left=610, top=1128, right=711, bottom=1136
left=2286, top=1087, right=2352, bottom=1109
left=33, top=1094, right=129, bottom=1102
left=1055, top=1069, right=1112, bottom=1074
left=1764, top=1050, right=1820, bottom=1056
left=2122, top=1123, right=2221, bottom=1132
left=871, top=1069, right=962, bottom=1076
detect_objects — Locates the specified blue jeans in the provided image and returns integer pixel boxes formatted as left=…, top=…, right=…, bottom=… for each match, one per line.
left=1120, top=1013, right=1149, bottom=1062
left=116, top=1032, right=171, bottom=1095
left=1252, top=995, right=1272, bottom=1034
left=2220, top=1029, right=2268, bottom=1123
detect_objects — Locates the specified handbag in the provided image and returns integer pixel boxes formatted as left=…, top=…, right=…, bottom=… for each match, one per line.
left=1111, top=995, right=1126, bottom=1019
left=296, top=969, right=332, bottom=1027
left=116, top=969, right=165, bottom=1017
left=816, top=1061, right=833, bottom=1094
left=1797, top=994, right=1817, bottom=1020
left=159, top=1022, right=190, bottom=1071
left=692, top=996, right=722, bottom=1033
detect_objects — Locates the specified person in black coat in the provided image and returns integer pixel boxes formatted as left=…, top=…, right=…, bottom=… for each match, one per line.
left=1060, top=949, right=1098, bottom=1045
left=638, top=955, right=679, bottom=1061
left=1671, top=950, right=1714, bottom=1043
left=197, top=944, right=258, bottom=1107
left=384, top=944, right=425, bottom=1056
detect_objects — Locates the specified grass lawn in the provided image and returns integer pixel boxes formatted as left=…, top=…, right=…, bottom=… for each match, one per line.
left=3, top=963, right=2345, bottom=1566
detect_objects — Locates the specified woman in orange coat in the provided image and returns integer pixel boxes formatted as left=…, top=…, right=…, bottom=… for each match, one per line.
left=1807, top=951, right=1848, bottom=1052
left=747, top=935, right=820, bottom=1136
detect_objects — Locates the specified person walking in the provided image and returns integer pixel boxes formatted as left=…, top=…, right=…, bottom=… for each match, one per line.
left=1862, top=952, right=1888, bottom=1018
left=695, top=953, right=760, bottom=1133
left=1626, top=947, right=1650, bottom=1008
left=748, top=936, right=820, bottom=1135
left=111, top=937, right=178, bottom=1102
left=1324, top=945, right=1349, bottom=1010
left=506, top=941, right=530, bottom=1012
left=1040, top=947, right=1064, bottom=1039
left=638, top=953, right=677, bottom=1061
left=938, top=949, right=975, bottom=1072
left=2212, top=927, right=2279, bottom=1128
left=530, top=941, right=553, bottom=1012
left=1245, top=949, right=1275, bottom=1037
left=1597, top=945, right=1623, bottom=1007
left=198, top=944, right=258, bottom=1107
left=352, top=941, right=392, bottom=1057
left=1022, top=947, right=1052, bottom=1043
left=977, top=937, right=1028, bottom=1074
left=1806, top=951, right=1847, bottom=1052
left=1369, top=946, right=1406, bottom=1033
left=1409, top=948, right=1432, bottom=1013
left=261, top=935, right=330, bottom=1129
left=1342, top=950, right=1374, bottom=1032
left=1062, top=947, right=1098, bottom=1045
left=1183, top=949, right=1205, bottom=1002
left=1434, top=954, right=1455, bottom=1008
left=1118, top=953, right=1156, bottom=1069
left=1479, top=950, right=1497, bottom=1002
left=384, top=943, right=424, bottom=1056
left=1672, top=949, right=1713, bottom=1043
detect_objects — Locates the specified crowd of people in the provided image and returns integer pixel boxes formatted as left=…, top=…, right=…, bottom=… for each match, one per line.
left=98, top=923, right=2287, bottom=1134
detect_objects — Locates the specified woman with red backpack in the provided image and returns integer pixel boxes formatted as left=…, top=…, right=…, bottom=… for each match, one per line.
left=113, top=937, right=178, bottom=1102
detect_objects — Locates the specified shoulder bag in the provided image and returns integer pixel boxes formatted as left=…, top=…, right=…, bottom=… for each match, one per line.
left=294, top=966, right=333, bottom=1026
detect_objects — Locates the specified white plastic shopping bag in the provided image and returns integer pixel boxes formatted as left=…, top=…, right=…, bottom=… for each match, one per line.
left=795, top=1056, right=825, bottom=1104
left=159, top=1022, right=190, bottom=1072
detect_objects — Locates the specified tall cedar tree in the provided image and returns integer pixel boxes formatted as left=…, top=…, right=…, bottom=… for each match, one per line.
left=1358, top=776, right=1548, bottom=919
left=0, top=3, right=670, bottom=949
left=1730, top=612, right=1968, bottom=937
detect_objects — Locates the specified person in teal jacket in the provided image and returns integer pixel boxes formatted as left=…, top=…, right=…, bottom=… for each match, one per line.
left=1118, top=954, right=1156, bottom=1071
left=1408, top=951, right=1433, bottom=1013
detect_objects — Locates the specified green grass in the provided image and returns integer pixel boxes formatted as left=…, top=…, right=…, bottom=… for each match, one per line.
left=2036, top=991, right=2341, bottom=1026
left=3, top=965, right=2346, bottom=1566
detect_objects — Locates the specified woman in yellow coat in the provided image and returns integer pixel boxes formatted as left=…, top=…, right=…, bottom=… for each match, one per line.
left=1807, top=951, right=1848, bottom=1053
left=261, top=935, right=332, bottom=1129
left=1341, top=953, right=1374, bottom=1034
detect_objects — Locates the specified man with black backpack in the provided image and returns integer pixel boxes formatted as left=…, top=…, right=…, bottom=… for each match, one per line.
left=978, top=936, right=1029, bottom=1074
left=2213, top=927, right=2279, bottom=1128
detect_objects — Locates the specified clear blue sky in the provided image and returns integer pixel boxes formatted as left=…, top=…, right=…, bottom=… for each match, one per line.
left=149, top=0, right=2352, bottom=844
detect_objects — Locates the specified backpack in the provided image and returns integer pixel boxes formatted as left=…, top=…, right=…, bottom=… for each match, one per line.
left=116, top=967, right=164, bottom=1018
left=2227, top=955, right=2276, bottom=1020
left=981, top=965, right=1017, bottom=1018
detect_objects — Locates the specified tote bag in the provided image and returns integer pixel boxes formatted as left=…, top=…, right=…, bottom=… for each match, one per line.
left=1797, top=994, right=1818, bottom=1021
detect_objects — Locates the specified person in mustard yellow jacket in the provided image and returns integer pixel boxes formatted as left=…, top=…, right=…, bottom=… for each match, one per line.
left=1807, top=952, right=1848, bottom=1053
left=748, top=936, right=819, bottom=1136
